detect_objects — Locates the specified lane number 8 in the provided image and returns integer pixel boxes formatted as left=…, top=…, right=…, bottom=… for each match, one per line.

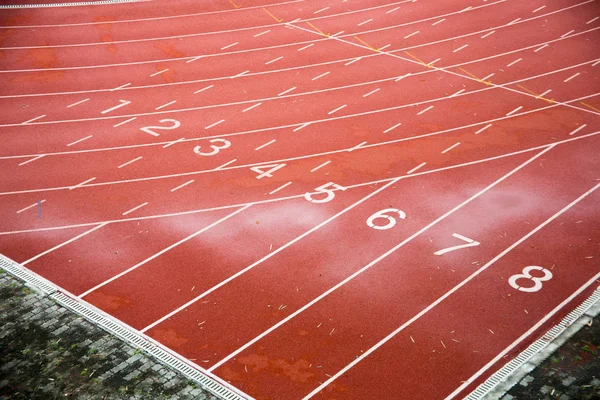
left=366, top=208, right=406, bottom=230
left=508, top=266, right=553, bottom=293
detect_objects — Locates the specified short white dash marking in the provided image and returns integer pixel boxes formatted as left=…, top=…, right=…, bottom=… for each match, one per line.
left=70, top=177, right=96, bottom=190
left=17, top=200, right=46, bottom=214
left=330, top=31, right=345, bottom=38
left=532, top=5, right=546, bottom=13
left=538, top=89, right=552, bottom=98
left=22, top=115, right=46, bottom=124
left=480, top=30, right=495, bottom=39
left=254, top=30, right=271, bottom=37
left=404, top=30, right=419, bottom=39
left=312, top=71, right=330, bottom=80
left=407, top=162, right=426, bottom=174
left=293, top=122, right=311, bottom=132
left=67, top=135, right=92, bottom=147
left=243, top=102, right=262, bottom=112
left=150, top=68, right=169, bottom=77
left=205, top=119, right=225, bottom=129
left=162, top=137, right=185, bottom=148
left=475, top=123, right=493, bottom=134
left=441, top=142, right=461, bottom=154
left=378, top=44, right=391, bottom=51
left=67, top=98, right=89, bottom=108
left=363, top=88, right=380, bottom=97
left=450, top=88, right=465, bottom=97
left=101, top=100, right=130, bottom=114
left=155, top=100, right=176, bottom=110
left=328, top=104, right=347, bottom=115
left=428, top=58, right=441, bottom=66
left=310, top=160, right=331, bottom=172
left=417, top=105, right=434, bottom=115
left=386, top=6, right=400, bottom=14
left=269, top=181, right=292, bottom=195
left=221, top=42, right=238, bottom=50
left=592, top=59, right=600, bottom=67
left=111, top=83, right=131, bottom=91
left=113, top=117, right=136, bottom=127
left=314, top=6, right=329, bottom=14
left=534, top=43, right=548, bottom=52
left=278, top=87, right=296, bottom=96
left=297, top=43, right=314, bottom=51
left=508, top=18, right=521, bottom=25
left=564, top=72, right=580, bottom=82
left=586, top=16, right=599, bottom=24
left=384, top=122, right=402, bottom=133
left=358, top=19, right=373, bottom=26
left=265, top=56, right=283, bottom=65
left=194, top=85, right=214, bottom=94
left=18, top=154, right=45, bottom=166
left=118, top=156, right=142, bottom=169
left=186, top=56, right=203, bottom=63
left=459, top=6, right=472, bottom=13
left=170, top=179, right=195, bottom=192
left=344, top=57, right=362, bottom=66
left=395, top=73, right=411, bottom=82
left=453, top=44, right=468, bottom=53
left=569, top=124, right=587, bottom=136
left=506, top=106, right=523, bottom=116
left=561, top=30, right=575, bottom=38
left=432, top=18, right=445, bottom=26
left=122, top=202, right=148, bottom=216
left=506, top=58, right=522, bottom=67
left=215, top=159, right=237, bottom=170
left=348, top=141, right=367, bottom=152
left=232, top=70, right=249, bottom=78
left=255, top=139, right=276, bottom=150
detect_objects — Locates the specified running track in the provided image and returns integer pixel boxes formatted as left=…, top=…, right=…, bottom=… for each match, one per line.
left=0, top=0, right=599, bottom=399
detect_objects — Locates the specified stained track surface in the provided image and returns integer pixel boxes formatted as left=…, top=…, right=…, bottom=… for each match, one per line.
left=1, top=1, right=599, bottom=399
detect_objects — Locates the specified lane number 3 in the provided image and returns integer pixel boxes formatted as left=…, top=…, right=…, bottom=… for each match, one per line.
left=508, top=266, right=553, bottom=293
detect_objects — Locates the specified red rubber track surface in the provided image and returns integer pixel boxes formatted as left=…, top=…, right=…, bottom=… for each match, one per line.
left=1, top=0, right=599, bottom=399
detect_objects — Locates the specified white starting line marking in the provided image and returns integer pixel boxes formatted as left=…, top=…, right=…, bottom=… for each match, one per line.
left=506, top=106, right=523, bottom=116
left=506, top=58, right=522, bottom=67
left=386, top=6, right=400, bottom=14
left=150, top=68, right=169, bottom=77
left=475, top=123, right=493, bottom=134
left=404, top=30, right=420, bottom=39
left=344, top=57, right=362, bottom=66
left=215, top=159, right=237, bottom=170
left=453, top=44, right=468, bottom=53
left=16, top=200, right=46, bottom=214
left=221, top=42, right=238, bottom=50
left=384, top=122, right=402, bottom=133
left=432, top=18, right=446, bottom=25
left=122, top=202, right=148, bottom=216
left=417, top=105, right=434, bottom=115
left=569, top=124, right=587, bottom=136
left=297, top=43, right=314, bottom=51
left=22, top=115, right=46, bottom=124
left=587, top=16, right=599, bottom=24
left=255, top=139, right=276, bottom=150
left=269, top=181, right=292, bottom=195
left=534, top=43, right=549, bottom=52
left=254, top=30, right=271, bottom=37
left=18, top=154, right=45, bottom=166
left=67, top=135, right=92, bottom=147
left=162, top=137, right=185, bottom=148
left=243, top=102, right=262, bottom=112
left=328, top=104, right=347, bottom=115
left=358, top=19, right=373, bottom=26
left=293, top=122, right=311, bottom=132
left=70, top=177, right=96, bottom=190
left=194, top=84, right=214, bottom=94
left=265, top=56, right=283, bottom=65
left=113, top=117, right=136, bottom=127
left=155, top=100, right=176, bottom=110
left=186, top=56, right=203, bottom=63
left=407, top=162, right=426, bottom=174
left=110, top=83, right=131, bottom=91
left=533, top=5, right=546, bottom=12
left=101, top=100, right=131, bottom=114
left=205, top=119, right=225, bottom=129
left=480, top=30, right=495, bottom=39
left=314, top=6, right=329, bottom=13
left=564, top=72, right=580, bottom=82
left=363, top=88, right=380, bottom=97
left=561, top=30, right=575, bottom=38
left=118, top=156, right=142, bottom=169
left=312, top=71, right=330, bottom=80
left=278, top=87, right=296, bottom=96
left=170, top=179, right=195, bottom=192
left=310, top=160, right=331, bottom=172
left=441, top=142, right=461, bottom=154
left=66, top=98, right=89, bottom=108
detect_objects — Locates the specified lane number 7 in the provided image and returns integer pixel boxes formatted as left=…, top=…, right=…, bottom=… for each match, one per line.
left=434, top=233, right=480, bottom=256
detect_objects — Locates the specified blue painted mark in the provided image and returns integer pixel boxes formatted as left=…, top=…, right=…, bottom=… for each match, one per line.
left=37, top=200, right=42, bottom=219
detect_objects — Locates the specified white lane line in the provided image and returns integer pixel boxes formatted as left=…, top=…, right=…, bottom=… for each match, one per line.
left=384, top=122, right=402, bottom=133
left=538, top=89, right=552, bottom=98
left=66, top=135, right=92, bottom=147
left=255, top=139, right=276, bottom=150
left=344, top=57, right=362, bottom=66
left=564, top=72, right=580, bottom=82
left=194, top=84, right=214, bottom=94
left=533, top=5, right=546, bottom=12
left=231, top=70, right=250, bottom=78
left=569, top=124, right=587, bottom=136
left=269, top=181, right=292, bottom=195
left=265, top=56, right=284, bottom=65
left=155, top=100, right=176, bottom=110
left=22, top=115, right=46, bottom=124
left=101, top=100, right=130, bottom=114
left=450, top=88, right=465, bottom=97
left=16, top=200, right=46, bottom=214
left=113, top=117, right=136, bottom=127
left=348, top=141, right=367, bottom=152
left=587, top=16, right=599, bottom=24
left=162, top=137, right=185, bottom=148
left=110, top=83, right=131, bottom=91
left=444, top=182, right=600, bottom=400
left=395, top=73, right=411, bottom=82
left=407, top=162, right=426, bottom=174
left=481, top=72, right=495, bottom=81
left=506, top=106, right=523, bottom=116
left=141, top=175, right=405, bottom=334
left=312, top=71, right=330, bottom=80
left=432, top=18, right=446, bottom=26
left=314, top=6, right=329, bottom=14
left=386, top=6, right=400, bottom=14
left=561, top=29, right=575, bottom=38
left=150, top=68, right=169, bottom=77
left=475, top=123, right=493, bottom=134
left=170, top=179, right=195, bottom=192
left=221, top=42, right=238, bottom=50
left=278, top=87, right=296, bottom=96
left=593, top=59, right=600, bottom=67
left=215, top=159, right=237, bottom=170
left=242, top=102, right=262, bottom=112
left=460, top=6, right=472, bottom=13
left=70, top=177, right=96, bottom=190
left=441, top=142, right=461, bottom=154
left=22, top=223, right=108, bottom=265
left=254, top=30, right=271, bottom=37
left=79, top=205, right=251, bottom=299
left=205, top=119, right=225, bottom=129
left=453, top=44, right=468, bottom=53
left=209, top=146, right=555, bottom=376
left=118, top=156, right=142, bottom=169
left=363, top=88, right=380, bottom=97
left=186, top=55, right=203, bottom=63
left=122, top=202, right=148, bottom=216
left=18, top=154, right=45, bottom=166
left=293, top=122, right=311, bottom=132
left=358, top=19, right=373, bottom=26
left=506, top=58, right=522, bottom=67
left=428, top=58, right=441, bottom=66
left=328, top=104, right=347, bottom=115
left=378, top=44, right=392, bottom=51
left=480, top=30, right=495, bottom=39
left=404, top=30, right=419, bottom=39
left=417, top=105, right=434, bottom=115
left=66, top=98, right=89, bottom=108
left=310, top=160, right=331, bottom=172
left=297, top=43, right=314, bottom=51
left=508, top=17, right=521, bottom=25
left=534, top=43, right=549, bottom=52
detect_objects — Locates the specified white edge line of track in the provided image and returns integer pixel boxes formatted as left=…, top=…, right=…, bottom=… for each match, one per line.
left=0, top=0, right=149, bottom=9
left=0, top=253, right=255, bottom=400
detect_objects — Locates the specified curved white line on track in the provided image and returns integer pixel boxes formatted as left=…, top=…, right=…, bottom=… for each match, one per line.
left=0, top=131, right=597, bottom=236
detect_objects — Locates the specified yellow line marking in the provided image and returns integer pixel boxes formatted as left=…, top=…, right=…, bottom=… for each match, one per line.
left=306, top=22, right=330, bottom=37
left=516, top=84, right=555, bottom=104
left=354, top=35, right=378, bottom=51
left=581, top=101, right=600, bottom=113
left=228, top=0, right=241, bottom=8
left=263, top=7, right=283, bottom=22
left=404, top=51, right=432, bottom=68
left=458, top=67, right=492, bottom=86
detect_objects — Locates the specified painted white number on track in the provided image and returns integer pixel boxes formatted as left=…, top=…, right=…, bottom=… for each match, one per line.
left=140, top=119, right=181, bottom=137
left=366, top=208, right=406, bottom=230
left=508, top=266, right=553, bottom=293
left=304, top=182, right=347, bottom=203
left=434, top=233, right=480, bottom=256
left=194, top=138, right=232, bottom=156
left=251, top=163, right=286, bottom=179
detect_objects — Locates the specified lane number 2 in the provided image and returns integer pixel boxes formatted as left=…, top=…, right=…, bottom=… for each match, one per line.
left=140, top=119, right=181, bottom=137
left=508, top=266, right=553, bottom=293
left=434, top=233, right=480, bottom=256
left=304, top=182, right=347, bottom=203
left=194, top=138, right=231, bottom=156
left=366, top=208, right=406, bottom=230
